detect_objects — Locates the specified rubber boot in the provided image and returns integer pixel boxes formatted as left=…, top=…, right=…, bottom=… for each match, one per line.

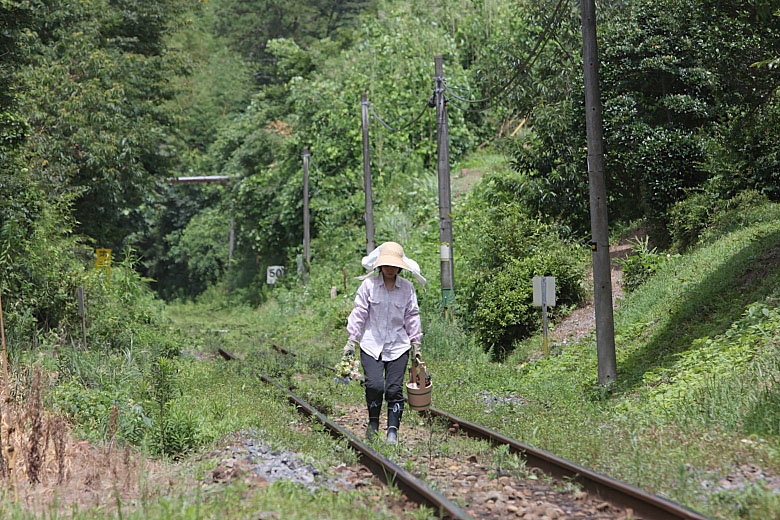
left=366, top=402, right=381, bottom=441
left=366, top=418, right=379, bottom=441
left=386, top=401, right=403, bottom=444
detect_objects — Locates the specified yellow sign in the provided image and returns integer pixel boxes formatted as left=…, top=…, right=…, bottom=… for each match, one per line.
left=96, top=248, right=112, bottom=280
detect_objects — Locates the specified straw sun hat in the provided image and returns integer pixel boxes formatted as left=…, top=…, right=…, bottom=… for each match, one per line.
left=373, top=242, right=411, bottom=270
left=359, top=242, right=426, bottom=287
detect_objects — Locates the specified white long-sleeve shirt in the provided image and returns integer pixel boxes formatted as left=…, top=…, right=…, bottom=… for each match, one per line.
left=346, top=274, right=422, bottom=361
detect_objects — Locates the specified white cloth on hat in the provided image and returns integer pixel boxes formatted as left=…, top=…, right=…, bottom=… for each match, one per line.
left=357, top=245, right=426, bottom=288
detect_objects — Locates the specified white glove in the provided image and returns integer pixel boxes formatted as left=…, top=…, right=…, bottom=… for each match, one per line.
left=343, top=338, right=359, bottom=359
left=412, top=342, right=422, bottom=361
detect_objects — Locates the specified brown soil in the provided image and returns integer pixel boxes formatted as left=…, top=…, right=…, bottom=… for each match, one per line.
left=2, top=372, right=176, bottom=516
left=453, top=167, right=487, bottom=198
left=265, top=120, right=293, bottom=136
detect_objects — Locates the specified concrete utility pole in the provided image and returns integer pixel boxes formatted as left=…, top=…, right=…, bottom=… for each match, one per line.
left=228, top=216, right=235, bottom=267
left=302, top=147, right=311, bottom=269
left=434, top=56, right=455, bottom=313
left=360, top=92, right=375, bottom=254
left=580, top=0, right=617, bottom=384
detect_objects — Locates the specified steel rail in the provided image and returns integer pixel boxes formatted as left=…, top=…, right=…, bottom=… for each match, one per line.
left=426, top=407, right=711, bottom=520
left=267, top=341, right=297, bottom=357
left=217, top=348, right=472, bottom=519
left=245, top=343, right=712, bottom=520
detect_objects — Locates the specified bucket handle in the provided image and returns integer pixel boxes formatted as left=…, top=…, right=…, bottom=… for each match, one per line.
left=410, top=358, right=426, bottom=387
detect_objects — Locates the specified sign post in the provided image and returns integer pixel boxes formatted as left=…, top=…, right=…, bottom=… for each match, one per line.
left=533, top=276, right=556, bottom=357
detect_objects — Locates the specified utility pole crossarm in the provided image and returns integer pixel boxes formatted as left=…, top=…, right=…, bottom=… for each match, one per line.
left=166, top=175, right=235, bottom=183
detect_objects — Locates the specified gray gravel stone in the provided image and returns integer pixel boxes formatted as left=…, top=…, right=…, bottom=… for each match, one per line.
left=203, top=429, right=350, bottom=492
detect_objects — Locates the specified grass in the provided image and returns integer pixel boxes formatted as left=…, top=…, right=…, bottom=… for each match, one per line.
left=0, top=480, right=412, bottom=519
left=226, top=200, right=780, bottom=519
left=8, top=196, right=780, bottom=518
left=0, top=297, right=438, bottom=518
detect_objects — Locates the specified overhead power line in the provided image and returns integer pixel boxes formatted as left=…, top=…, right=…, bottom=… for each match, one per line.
left=363, top=100, right=430, bottom=132
left=308, top=158, right=340, bottom=177
left=441, top=0, right=567, bottom=107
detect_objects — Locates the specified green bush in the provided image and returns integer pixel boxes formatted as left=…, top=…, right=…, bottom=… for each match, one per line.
left=51, top=378, right=152, bottom=445
left=150, top=403, right=204, bottom=458
left=457, top=174, right=586, bottom=358
left=82, top=252, right=184, bottom=357
left=464, top=249, right=586, bottom=358
left=668, top=189, right=767, bottom=251
left=668, top=191, right=714, bottom=252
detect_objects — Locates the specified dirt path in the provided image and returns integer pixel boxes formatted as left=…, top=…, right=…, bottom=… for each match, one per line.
left=550, top=242, right=634, bottom=346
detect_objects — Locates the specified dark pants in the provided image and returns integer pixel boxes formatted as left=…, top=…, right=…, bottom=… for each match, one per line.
left=361, top=349, right=409, bottom=421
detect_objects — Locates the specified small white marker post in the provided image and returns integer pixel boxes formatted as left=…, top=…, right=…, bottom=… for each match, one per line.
left=533, top=276, right=556, bottom=356
left=77, top=286, right=87, bottom=348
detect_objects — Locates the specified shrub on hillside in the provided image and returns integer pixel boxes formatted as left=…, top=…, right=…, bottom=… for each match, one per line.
left=669, top=189, right=767, bottom=251
left=83, top=255, right=183, bottom=357
left=617, top=237, right=678, bottom=292
left=457, top=174, right=586, bottom=358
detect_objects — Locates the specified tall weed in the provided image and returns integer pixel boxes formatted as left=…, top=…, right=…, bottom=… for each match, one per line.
left=617, top=236, right=679, bottom=292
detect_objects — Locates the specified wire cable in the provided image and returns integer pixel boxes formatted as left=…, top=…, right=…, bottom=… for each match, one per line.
left=445, top=38, right=550, bottom=114
left=363, top=100, right=430, bottom=133
left=441, top=0, right=567, bottom=106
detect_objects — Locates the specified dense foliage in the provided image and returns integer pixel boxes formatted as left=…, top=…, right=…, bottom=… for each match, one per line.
left=510, top=0, right=780, bottom=239
left=1, top=0, right=779, bottom=466
left=19, top=0, right=188, bottom=248
left=458, top=170, right=587, bottom=356
left=0, top=0, right=194, bottom=456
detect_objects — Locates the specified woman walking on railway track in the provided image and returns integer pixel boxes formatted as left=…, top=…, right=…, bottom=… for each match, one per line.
left=343, top=241, right=426, bottom=443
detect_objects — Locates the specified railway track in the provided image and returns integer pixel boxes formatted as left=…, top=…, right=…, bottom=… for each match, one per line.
left=218, top=344, right=710, bottom=520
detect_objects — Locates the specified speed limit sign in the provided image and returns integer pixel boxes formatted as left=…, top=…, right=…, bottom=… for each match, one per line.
left=267, top=266, right=285, bottom=284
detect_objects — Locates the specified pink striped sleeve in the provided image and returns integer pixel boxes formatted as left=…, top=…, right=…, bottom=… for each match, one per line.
left=404, top=287, right=422, bottom=343
left=347, top=280, right=370, bottom=341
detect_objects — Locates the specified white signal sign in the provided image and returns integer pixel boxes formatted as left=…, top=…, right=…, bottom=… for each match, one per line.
left=267, top=266, right=285, bottom=284
left=533, top=276, right=556, bottom=307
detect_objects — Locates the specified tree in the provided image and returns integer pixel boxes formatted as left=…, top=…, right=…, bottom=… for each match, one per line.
left=0, top=1, right=32, bottom=170
left=214, top=0, right=372, bottom=83
left=509, top=0, right=780, bottom=238
left=19, top=0, right=189, bottom=248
